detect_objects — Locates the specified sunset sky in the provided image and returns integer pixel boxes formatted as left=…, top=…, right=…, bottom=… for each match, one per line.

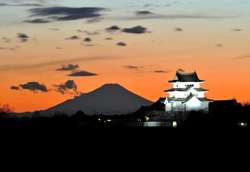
left=1, top=0, right=250, bottom=113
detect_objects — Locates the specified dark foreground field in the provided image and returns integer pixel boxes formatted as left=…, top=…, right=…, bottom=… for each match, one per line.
left=1, top=126, right=249, bottom=170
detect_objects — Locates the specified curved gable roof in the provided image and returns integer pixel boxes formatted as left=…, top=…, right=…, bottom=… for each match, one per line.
left=169, top=71, right=204, bottom=83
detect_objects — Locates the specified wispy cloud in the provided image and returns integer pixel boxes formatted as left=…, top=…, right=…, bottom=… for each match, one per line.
left=232, top=54, right=250, bottom=60
left=0, top=56, right=116, bottom=71
left=0, top=46, right=20, bottom=51
left=123, top=65, right=139, bottom=70
left=123, top=13, right=238, bottom=20
left=0, top=3, right=43, bottom=7
left=48, top=28, right=59, bottom=31
left=2, top=37, right=11, bottom=43
left=231, top=28, right=241, bottom=31
left=154, top=70, right=171, bottom=73
left=77, top=30, right=100, bottom=35
left=24, top=18, right=50, bottom=23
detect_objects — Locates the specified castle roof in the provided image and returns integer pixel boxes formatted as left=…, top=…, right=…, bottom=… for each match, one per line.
left=164, top=87, right=209, bottom=93
left=134, top=97, right=166, bottom=112
left=169, top=71, right=204, bottom=83
left=167, top=95, right=213, bottom=103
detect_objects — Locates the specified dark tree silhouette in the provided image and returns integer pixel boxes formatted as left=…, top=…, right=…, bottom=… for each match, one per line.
left=0, top=103, right=14, bottom=117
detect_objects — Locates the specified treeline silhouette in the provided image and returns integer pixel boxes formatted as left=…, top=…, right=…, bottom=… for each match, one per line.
left=1, top=101, right=250, bottom=129
left=180, top=101, right=250, bottom=128
left=1, top=102, right=250, bottom=169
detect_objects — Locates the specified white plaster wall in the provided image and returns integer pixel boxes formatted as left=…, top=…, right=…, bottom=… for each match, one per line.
left=174, top=82, right=201, bottom=88
left=165, top=100, right=209, bottom=112
left=170, top=89, right=204, bottom=98
left=165, top=102, right=171, bottom=111
left=165, top=102, right=185, bottom=111
left=186, top=100, right=209, bottom=111
left=173, top=102, right=184, bottom=111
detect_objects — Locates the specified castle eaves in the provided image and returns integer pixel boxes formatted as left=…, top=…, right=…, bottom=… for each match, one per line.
left=169, top=71, right=204, bottom=83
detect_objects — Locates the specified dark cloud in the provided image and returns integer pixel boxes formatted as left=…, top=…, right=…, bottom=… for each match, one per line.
left=154, top=70, right=171, bottom=73
left=56, top=64, right=79, bottom=71
left=24, top=18, right=50, bottom=23
left=83, top=37, right=91, bottom=42
left=65, top=35, right=80, bottom=40
left=178, top=69, right=185, bottom=72
left=123, top=66, right=139, bottom=70
left=17, top=33, right=28, bottom=38
left=105, top=25, right=120, bottom=31
left=10, top=86, right=19, bottom=90
left=53, top=80, right=80, bottom=95
left=68, top=71, right=98, bottom=76
left=122, top=26, right=149, bottom=34
left=19, top=82, right=49, bottom=93
left=135, top=11, right=155, bottom=16
left=17, top=33, right=29, bottom=42
left=216, top=44, right=223, bottom=47
left=27, top=7, right=107, bottom=23
left=105, top=38, right=113, bottom=40
left=77, top=30, right=100, bottom=35
left=174, top=27, right=183, bottom=31
left=117, top=42, right=126, bottom=46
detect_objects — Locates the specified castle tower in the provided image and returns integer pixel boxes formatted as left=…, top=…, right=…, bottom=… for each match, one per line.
left=164, top=71, right=213, bottom=112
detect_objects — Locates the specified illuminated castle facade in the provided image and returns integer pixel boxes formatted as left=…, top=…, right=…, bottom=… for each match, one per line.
left=164, top=71, right=213, bottom=112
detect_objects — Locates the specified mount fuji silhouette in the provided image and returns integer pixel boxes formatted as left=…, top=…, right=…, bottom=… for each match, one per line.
left=43, top=83, right=153, bottom=115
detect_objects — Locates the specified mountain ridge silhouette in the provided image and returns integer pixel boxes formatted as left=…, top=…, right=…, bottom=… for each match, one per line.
left=42, top=83, right=153, bottom=115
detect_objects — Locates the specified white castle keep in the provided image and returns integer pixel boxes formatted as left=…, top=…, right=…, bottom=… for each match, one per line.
left=164, top=71, right=213, bottom=112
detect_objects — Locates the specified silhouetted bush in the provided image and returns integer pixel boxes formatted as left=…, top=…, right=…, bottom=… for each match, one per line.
left=0, top=103, right=14, bottom=118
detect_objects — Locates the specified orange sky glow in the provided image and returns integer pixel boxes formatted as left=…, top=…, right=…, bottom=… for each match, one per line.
left=0, top=0, right=250, bottom=113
